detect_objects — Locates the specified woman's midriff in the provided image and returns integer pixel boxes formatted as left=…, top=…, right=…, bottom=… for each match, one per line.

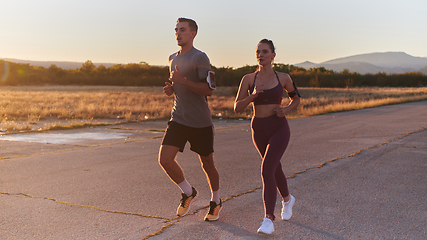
left=253, top=104, right=281, bottom=118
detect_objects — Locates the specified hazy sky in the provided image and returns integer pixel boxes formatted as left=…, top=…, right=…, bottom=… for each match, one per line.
left=1, top=0, right=426, bottom=68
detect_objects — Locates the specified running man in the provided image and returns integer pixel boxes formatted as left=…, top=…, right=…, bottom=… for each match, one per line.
left=159, top=17, right=222, bottom=221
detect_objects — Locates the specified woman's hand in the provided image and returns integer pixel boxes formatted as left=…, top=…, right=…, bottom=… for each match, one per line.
left=274, top=107, right=289, bottom=118
left=251, top=84, right=264, bottom=97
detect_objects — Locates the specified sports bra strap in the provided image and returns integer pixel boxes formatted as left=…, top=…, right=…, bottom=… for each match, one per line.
left=253, top=71, right=280, bottom=87
left=250, top=71, right=283, bottom=106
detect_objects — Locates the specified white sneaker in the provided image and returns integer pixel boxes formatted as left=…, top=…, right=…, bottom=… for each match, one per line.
left=257, top=217, right=274, bottom=234
left=281, top=194, right=295, bottom=220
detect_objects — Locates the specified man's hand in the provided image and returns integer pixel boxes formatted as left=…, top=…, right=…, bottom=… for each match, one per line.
left=163, top=82, right=174, bottom=96
left=169, top=65, right=188, bottom=85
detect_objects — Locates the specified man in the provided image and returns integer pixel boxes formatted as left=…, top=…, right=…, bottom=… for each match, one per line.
left=159, top=17, right=222, bottom=221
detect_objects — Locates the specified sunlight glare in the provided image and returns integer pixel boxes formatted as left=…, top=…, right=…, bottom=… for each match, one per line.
left=1, top=61, right=10, bottom=82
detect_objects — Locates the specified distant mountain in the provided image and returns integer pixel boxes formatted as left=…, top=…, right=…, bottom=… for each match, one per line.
left=294, top=61, right=317, bottom=70
left=320, top=62, right=416, bottom=75
left=0, top=58, right=117, bottom=69
left=294, top=52, right=427, bottom=75
left=420, top=66, right=427, bottom=75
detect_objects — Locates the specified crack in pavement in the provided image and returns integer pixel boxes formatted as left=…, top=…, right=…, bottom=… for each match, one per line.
left=2, top=126, right=425, bottom=239
left=287, top=126, right=427, bottom=179
left=0, top=192, right=168, bottom=220
left=140, top=186, right=264, bottom=239
left=0, top=187, right=264, bottom=240
left=141, top=221, right=178, bottom=240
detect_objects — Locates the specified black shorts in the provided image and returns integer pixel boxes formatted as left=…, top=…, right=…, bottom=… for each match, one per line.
left=161, top=121, right=214, bottom=157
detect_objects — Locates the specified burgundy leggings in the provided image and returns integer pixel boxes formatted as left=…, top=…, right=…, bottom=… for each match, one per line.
left=251, top=115, right=290, bottom=219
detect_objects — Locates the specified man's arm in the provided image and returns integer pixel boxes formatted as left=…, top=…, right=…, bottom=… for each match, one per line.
left=169, top=65, right=213, bottom=96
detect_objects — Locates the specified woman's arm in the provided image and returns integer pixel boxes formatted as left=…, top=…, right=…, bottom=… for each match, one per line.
left=234, top=74, right=261, bottom=113
left=274, top=73, right=300, bottom=118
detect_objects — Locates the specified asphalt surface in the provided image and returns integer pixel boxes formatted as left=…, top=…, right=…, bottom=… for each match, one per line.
left=1, top=101, right=426, bottom=239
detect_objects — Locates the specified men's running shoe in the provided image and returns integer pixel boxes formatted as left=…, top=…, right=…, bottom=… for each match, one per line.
left=204, top=199, right=223, bottom=221
left=176, top=187, right=197, bottom=217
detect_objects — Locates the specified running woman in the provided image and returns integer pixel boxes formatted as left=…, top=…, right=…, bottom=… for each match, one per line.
left=234, top=39, right=301, bottom=234
left=159, top=17, right=222, bottom=221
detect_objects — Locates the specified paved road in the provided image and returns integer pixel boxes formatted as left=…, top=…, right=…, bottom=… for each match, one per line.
left=1, top=101, right=426, bottom=239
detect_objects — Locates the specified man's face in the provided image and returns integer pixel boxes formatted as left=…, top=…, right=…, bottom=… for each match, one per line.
left=175, top=22, right=195, bottom=47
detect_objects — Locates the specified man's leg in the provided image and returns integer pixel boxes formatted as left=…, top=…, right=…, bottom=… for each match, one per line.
left=159, top=144, right=197, bottom=217
left=200, top=153, right=223, bottom=221
left=158, top=144, right=184, bottom=184
left=199, top=153, right=220, bottom=198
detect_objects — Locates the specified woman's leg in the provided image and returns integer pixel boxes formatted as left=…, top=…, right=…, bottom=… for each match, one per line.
left=257, top=123, right=290, bottom=219
left=252, top=117, right=291, bottom=219
left=271, top=123, right=291, bottom=201
left=275, top=161, right=290, bottom=200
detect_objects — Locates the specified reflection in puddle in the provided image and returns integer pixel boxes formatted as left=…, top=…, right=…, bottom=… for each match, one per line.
left=0, top=132, right=129, bottom=144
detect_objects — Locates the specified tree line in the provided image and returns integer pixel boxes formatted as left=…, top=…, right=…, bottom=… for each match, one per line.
left=1, top=60, right=426, bottom=88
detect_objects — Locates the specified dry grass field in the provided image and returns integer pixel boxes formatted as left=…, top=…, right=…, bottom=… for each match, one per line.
left=1, top=85, right=427, bottom=133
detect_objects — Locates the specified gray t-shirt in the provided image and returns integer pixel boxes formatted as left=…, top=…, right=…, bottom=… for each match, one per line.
left=168, top=47, right=213, bottom=128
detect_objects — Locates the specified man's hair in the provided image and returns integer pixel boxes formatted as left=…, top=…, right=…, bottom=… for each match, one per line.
left=177, top=17, right=198, bottom=33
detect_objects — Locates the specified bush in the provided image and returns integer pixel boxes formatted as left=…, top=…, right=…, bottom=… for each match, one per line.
left=1, top=60, right=426, bottom=87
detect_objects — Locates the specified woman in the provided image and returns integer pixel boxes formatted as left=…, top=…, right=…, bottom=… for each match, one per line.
left=234, top=39, right=301, bottom=234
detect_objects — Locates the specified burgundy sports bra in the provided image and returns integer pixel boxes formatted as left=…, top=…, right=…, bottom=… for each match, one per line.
left=250, top=71, right=283, bottom=106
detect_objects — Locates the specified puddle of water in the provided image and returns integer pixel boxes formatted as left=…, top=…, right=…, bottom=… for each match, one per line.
left=0, top=132, right=130, bottom=144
